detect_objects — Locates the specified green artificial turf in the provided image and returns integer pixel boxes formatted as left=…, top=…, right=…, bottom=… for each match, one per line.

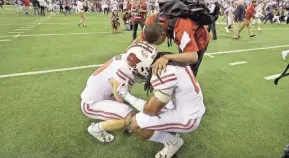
left=0, top=5, right=289, bottom=158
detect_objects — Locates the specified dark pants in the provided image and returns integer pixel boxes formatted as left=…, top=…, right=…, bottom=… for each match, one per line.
left=65, top=7, right=70, bottom=16
left=60, top=7, right=63, bottom=13
left=280, top=15, right=285, bottom=22
left=190, top=45, right=208, bottom=77
left=34, top=7, right=39, bottom=16
left=132, top=21, right=145, bottom=40
left=207, top=16, right=219, bottom=39
left=287, top=16, right=289, bottom=24
left=104, top=8, right=109, bottom=15
left=207, top=21, right=217, bottom=39
left=40, top=6, right=45, bottom=16
left=264, top=14, right=273, bottom=24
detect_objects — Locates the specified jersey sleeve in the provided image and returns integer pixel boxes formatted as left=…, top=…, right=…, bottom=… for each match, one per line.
left=150, top=70, right=177, bottom=96
left=174, top=19, right=199, bottom=53
left=113, top=67, right=135, bottom=86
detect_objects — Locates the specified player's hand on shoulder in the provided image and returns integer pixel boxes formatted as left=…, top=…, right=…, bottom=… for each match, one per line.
left=152, top=56, right=169, bottom=76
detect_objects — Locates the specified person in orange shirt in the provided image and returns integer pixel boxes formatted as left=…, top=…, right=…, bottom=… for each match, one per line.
left=239, top=0, right=257, bottom=38
left=126, top=0, right=132, bottom=10
left=131, top=0, right=148, bottom=40
left=24, top=0, right=30, bottom=15
left=131, top=12, right=210, bottom=77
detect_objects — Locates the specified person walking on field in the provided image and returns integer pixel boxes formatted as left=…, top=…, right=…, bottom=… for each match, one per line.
left=233, top=0, right=245, bottom=39
left=24, top=0, right=30, bottom=15
left=39, top=0, right=46, bottom=16
left=207, top=0, right=220, bottom=40
left=239, top=0, right=257, bottom=38
left=131, top=0, right=148, bottom=40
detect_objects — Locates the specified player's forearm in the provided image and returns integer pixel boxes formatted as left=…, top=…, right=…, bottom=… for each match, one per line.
left=114, top=93, right=126, bottom=103
left=164, top=52, right=198, bottom=65
left=124, top=93, right=145, bottom=112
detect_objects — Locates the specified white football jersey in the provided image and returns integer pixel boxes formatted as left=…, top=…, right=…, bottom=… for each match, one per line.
left=151, top=65, right=205, bottom=119
left=81, top=54, right=135, bottom=102
left=255, top=6, right=264, bottom=18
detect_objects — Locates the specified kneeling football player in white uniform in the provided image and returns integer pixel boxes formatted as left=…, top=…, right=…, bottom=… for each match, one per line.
left=117, top=51, right=205, bottom=158
left=81, top=41, right=157, bottom=143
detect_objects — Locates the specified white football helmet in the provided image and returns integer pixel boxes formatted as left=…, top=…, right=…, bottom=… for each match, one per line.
left=125, top=41, right=157, bottom=80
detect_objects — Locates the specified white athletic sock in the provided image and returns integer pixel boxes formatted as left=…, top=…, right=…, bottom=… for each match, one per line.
left=164, top=133, right=178, bottom=145
left=148, top=131, right=178, bottom=145
left=148, top=131, right=168, bottom=144
left=92, top=122, right=104, bottom=133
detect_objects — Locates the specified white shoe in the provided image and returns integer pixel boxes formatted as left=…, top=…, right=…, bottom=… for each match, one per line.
left=282, top=51, right=289, bottom=60
left=88, top=123, right=114, bottom=143
left=225, top=27, right=230, bottom=33
left=258, top=27, right=263, bottom=31
left=155, top=135, right=184, bottom=158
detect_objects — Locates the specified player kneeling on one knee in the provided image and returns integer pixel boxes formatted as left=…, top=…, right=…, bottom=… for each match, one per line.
left=117, top=48, right=205, bottom=158
left=80, top=42, right=157, bottom=143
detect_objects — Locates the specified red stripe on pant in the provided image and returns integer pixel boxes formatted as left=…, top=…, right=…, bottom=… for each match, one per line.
left=144, top=119, right=196, bottom=131
left=82, top=103, right=122, bottom=120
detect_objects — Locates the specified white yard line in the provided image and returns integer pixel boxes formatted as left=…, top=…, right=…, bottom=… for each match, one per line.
left=26, top=25, right=38, bottom=27
left=207, top=45, right=289, bottom=55
left=15, top=29, right=30, bottom=31
left=0, top=35, right=11, bottom=38
left=18, top=31, right=129, bottom=37
left=205, top=54, right=215, bottom=58
left=20, top=27, right=34, bottom=29
left=0, top=39, right=11, bottom=42
left=8, top=32, right=25, bottom=34
left=13, top=34, right=21, bottom=38
left=43, top=22, right=109, bottom=25
left=0, top=64, right=103, bottom=79
left=229, top=61, right=248, bottom=66
left=1, top=44, right=289, bottom=79
left=264, top=74, right=281, bottom=80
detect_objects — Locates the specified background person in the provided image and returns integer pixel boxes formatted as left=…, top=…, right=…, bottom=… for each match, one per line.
left=207, top=0, right=221, bottom=40
left=32, top=0, right=39, bottom=16
left=111, top=10, right=120, bottom=33
left=131, top=0, right=147, bottom=41
left=122, top=9, right=132, bottom=31
left=0, top=0, right=4, bottom=10
left=238, top=0, right=257, bottom=38
left=78, top=6, right=87, bottom=27
left=233, top=0, right=246, bottom=39
left=39, top=0, right=46, bottom=16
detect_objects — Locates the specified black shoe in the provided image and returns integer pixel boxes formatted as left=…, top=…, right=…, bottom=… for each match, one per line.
left=250, top=35, right=256, bottom=38
left=213, top=37, right=217, bottom=40
left=238, top=35, right=241, bottom=38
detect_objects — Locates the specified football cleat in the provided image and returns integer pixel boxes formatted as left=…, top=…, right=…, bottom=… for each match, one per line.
left=225, top=27, right=230, bottom=33
left=155, top=135, right=184, bottom=158
left=88, top=123, right=114, bottom=143
left=282, top=51, right=289, bottom=60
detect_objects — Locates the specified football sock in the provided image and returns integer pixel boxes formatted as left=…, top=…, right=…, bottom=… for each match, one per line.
left=148, top=131, right=168, bottom=144
left=149, top=131, right=178, bottom=145
left=164, top=133, right=179, bottom=145
left=92, top=123, right=104, bottom=133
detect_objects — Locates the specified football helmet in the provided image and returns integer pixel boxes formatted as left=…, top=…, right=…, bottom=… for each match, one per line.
left=125, top=41, right=157, bottom=81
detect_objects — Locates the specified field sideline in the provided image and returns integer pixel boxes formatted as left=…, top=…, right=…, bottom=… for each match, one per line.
left=0, top=5, right=289, bottom=158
